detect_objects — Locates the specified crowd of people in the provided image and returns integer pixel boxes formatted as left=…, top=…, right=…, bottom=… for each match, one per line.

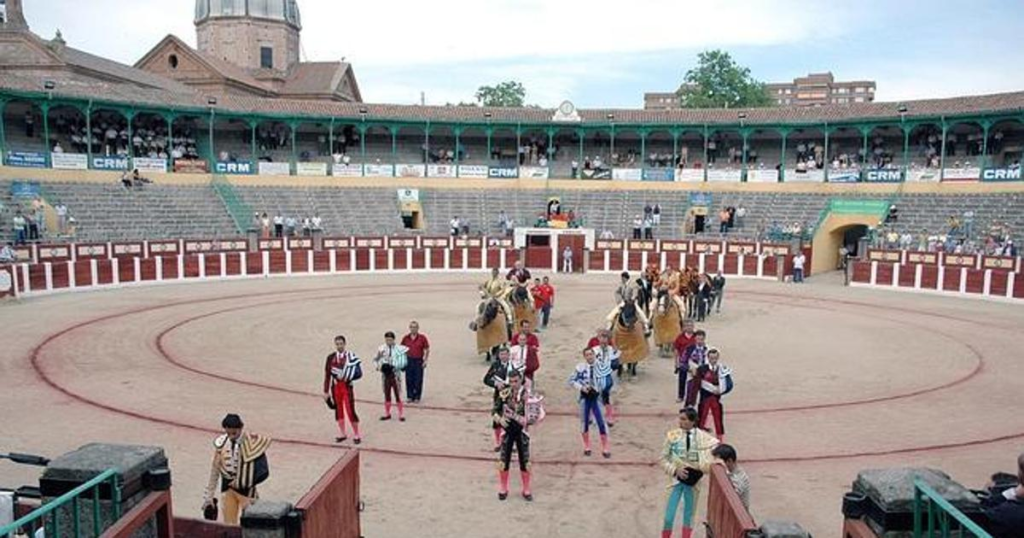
left=256, top=212, right=324, bottom=238
left=42, top=112, right=202, bottom=161
left=7, top=197, right=75, bottom=245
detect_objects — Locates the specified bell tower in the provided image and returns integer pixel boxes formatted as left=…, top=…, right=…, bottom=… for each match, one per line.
left=194, top=0, right=301, bottom=74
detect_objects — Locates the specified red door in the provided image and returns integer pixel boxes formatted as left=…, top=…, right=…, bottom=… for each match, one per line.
left=557, top=235, right=585, bottom=273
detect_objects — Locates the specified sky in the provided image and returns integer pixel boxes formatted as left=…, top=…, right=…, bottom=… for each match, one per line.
left=22, top=0, right=1024, bottom=108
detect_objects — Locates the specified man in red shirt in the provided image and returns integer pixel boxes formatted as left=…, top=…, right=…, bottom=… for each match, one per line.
left=509, top=319, right=540, bottom=386
left=400, top=321, right=431, bottom=403
left=673, top=320, right=696, bottom=402
left=533, top=276, right=555, bottom=330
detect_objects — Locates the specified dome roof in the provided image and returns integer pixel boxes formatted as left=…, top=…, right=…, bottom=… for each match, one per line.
left=195, top=0, right=301, bottom=29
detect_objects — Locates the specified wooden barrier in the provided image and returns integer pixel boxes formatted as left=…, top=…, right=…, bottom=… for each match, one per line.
left=851, top=259, right=1023, bottom=301
left=842, top=517, right=878, bottom=538
left=294, top=450, right=360, bottom=538
left=100, top=489, right=173, bottom=538
left=172, top=518, right=242, bottom=538
left=705, top=465, right=757, bottom=538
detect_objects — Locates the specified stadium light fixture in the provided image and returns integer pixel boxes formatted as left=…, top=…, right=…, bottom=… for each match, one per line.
left=43, top=80, right=56, bottom=90
left=207, top=96, right=218, bottom=106
left=897, top=105, right=908, bottom=114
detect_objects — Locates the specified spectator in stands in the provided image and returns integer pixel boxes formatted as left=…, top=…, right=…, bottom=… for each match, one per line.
left=571, top=159, right=579, bottom=178
left=600, top=229, right=614, bottom=239
left=132, top=169, right=151, bottom=185
left=0, top=242, right=15, bottom=263
left=401, top=321, right=430, bottom=403
left=653, top=203, right=661, bottom=226
left=643, top=215, right=654, bottom=240
left=273, top=214, right=283, bottom=238
left=718, top=208, right=730, bottom=234
left=120, top=169, right=133, bottom=189
left=633, top=216, right=642, bottom=239
left=312, top=214, right=323, bottom=232
left=792, top=252, right=806, bottom=283
left=711, top=444, right=750, bottom=510
left=450, top=216, right=460, bottom=237
left=644, top=203, right=653, bottom=222
left=55, top=202, right=68, bottom=235
left=302, top=217, right=312, bottom=237
left=499, top=211, right=509, bottom=236
left=260, top=213, right=270, bottom=238
left=285, top=216, right=297, bottom=237
left=982, top=452, right=1024, bottom=537
left=24, top=110, right=34, bottom=138
left=26, top=208, right=40, bottom=242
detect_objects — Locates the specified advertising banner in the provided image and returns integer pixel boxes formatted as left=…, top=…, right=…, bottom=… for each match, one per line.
left=173, top=159, right=209, bottom=173
left=91, top=156, right=129, bottom=170
left=296, top=162, right=328, bottom=176
left=365, top=164, right=394, bottom=177
left=642, top=168, right=674, bottom=182
left=688, top=192, right=713, bottom=207
left=132, top=157, right=168, bottom=173
left=51, top=152, right=88, bottom=170
left=214, top=161, right=254, bottom=175
left=581, top=168, right=611, bottom=179
left=941, top=167, right=981, bottom=181
left=519, top=166, right=550, bottom=179
left=427, top=164, right=458, bottom=178
left=258, top=162, right=291, bottom=176
left=675, top=169, right=705, bottom=182
left=6, top=151, right=46, bottom=168
left=827, top=170, right=860, bottom=183
left=706, top=169, right=741, bottom=182
left=611, top=168, right=642, bottom=181
left=907, top=169, right=939, bottom=182
left=331, top=164, right=363, bottom=177
left=395, top=164, right=426, bottom=177
left=10, top=181, right=42, bottom=198
left=397, top=189, right=420, bottom=203
left=784, top=169, right=824, bottom=182
left=980, top=167, right=1022, bottom=182
left=863, top=169, right=904, bottom=183
left=488, top=166, right=519, bottom=179
left=747, top=169, right=780, bottom=183
left=458, top=165, right=489, bottom=178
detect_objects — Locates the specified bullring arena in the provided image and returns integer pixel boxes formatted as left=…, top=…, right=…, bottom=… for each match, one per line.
left=3, top=0, right=1024, bottom=536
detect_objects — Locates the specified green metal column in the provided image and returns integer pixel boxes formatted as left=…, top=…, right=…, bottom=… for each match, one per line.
left=42, top=103, right=50, bottom=166
left=126, top=110, right=134, bottom=162
left=740, top=130, right=749, bottom=182
left=391, top=126, right=397, bottom=177
left=328, top=117, right=335, bottom=161
left=938, top=121, right=948, bottom=182
left=823, top=125, right=830, bottom=182
left=640, top=129, right=647, bottom=172
left=671, top=130, right=679, bottom=168
left=861, top=127, right=870, bottom=178
left=780, top=132, right=787, bottom=182
left=547, top=128, right=554, bottom=174
left=454, top=127, right=461, bottom=177
left=359, top=124, right=367, bottom=163
left=424, top=122, right=430, bottom=175
left=164, top=113, right=172, bottom=172
left=486, top=127, right=493, bottom=162
left=902, top=124, right=911, bottom=175
left=0, top=98, right=7, bottom=161
left=981, top=123, right=990, bottom=168
left=207, top=108, right=215, bottom=169
left=702, top=126, right=709, bottom=182
left=289, top=122, right=297, bottom=174
left=250, top=121, right=257, bottom=163
left=609, top=125, right=615, bottom=162
left=577, top=128, right=584, bottom=177
left=516, top=124, right=522, bottom=168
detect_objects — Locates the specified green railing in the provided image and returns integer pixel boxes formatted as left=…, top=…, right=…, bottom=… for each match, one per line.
left=913, top=479, right=991, bottom=538
left=211, top=174, right=253, bottom=234
left=1, top=468, right=122, bottom=538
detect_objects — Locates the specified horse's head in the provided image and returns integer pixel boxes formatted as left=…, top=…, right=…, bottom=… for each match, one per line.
left=619, top=301, right=639, bottom=329
left=472, top=298, right=501, bottom=331
left=511, top=285, right=529, bottom=305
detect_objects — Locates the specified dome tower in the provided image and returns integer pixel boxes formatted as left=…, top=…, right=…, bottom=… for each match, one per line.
left=194, top=0, right=301, bottom=74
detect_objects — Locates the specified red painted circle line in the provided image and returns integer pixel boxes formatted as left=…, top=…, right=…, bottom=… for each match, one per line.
left=151, top=289, right=985, bottom=417
left=27, top=281, right=1023, bottom=466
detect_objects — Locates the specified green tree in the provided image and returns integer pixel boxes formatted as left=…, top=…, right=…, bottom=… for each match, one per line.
left=678, top=50, right=772, bottom=109
left=475, top=81, right=527, bottom=107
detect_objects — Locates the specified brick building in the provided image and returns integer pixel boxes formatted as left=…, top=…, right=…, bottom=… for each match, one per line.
left=644, top=72, right=875, bottom=109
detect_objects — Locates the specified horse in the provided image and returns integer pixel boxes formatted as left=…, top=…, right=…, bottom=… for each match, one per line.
left=508, top=285, right=537, bottom=329
left=681, top=268, right=700, bottom=319
left=651, top=287, right=681, bottom=357
left=469, top=297, right=510, bottom=361
left=610, top=301, right=649, bottom=379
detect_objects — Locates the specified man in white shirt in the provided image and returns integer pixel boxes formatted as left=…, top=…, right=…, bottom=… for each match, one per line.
left=562, top=246, right=573, bottom=273
left=792, top=252, right=806, bottom=283
left=450, top=216, right=460, bottom=237
left=55, top=203, right=68, bottom=235
left=273, top=215, right=284, bottom=238
left=311, top=214, right=323, bottom=231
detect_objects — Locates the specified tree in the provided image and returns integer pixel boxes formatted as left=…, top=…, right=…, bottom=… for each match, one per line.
left=475, top=81, right=527, bottom=107
left=678, top=50, right=772, bottom=109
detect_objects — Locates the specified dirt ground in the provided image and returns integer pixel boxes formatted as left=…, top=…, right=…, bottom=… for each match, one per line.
left=1, top=272, right=1022, bottom=537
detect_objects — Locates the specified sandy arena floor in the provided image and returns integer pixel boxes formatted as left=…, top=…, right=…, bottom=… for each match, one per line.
left=2, top=272, right=1023, bottom=537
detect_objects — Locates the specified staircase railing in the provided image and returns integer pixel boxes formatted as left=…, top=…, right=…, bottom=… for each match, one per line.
left=210, top=174, right=252, bottom=234
left=913, top=479, right=991, bottom=538
left=0, top=468, right=121, bottom=538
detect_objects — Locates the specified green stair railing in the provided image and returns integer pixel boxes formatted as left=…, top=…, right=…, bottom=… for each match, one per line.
left=1, top=468, right=121, bottom=538
left=211, top=174, right=253, bottom=234
left=913, top=479, right=991, bottom=538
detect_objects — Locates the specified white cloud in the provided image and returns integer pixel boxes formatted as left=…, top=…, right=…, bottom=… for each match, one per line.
left=874, top=63, right=1024, bottom=102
